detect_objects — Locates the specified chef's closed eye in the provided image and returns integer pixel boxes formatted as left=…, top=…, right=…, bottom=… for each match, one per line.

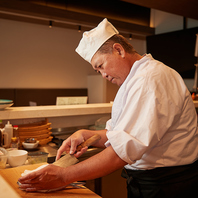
left=95, top=69, right=101, bottom=74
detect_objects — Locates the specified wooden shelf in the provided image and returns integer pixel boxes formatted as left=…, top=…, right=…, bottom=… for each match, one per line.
left=0, top=103, right=112, bottom=120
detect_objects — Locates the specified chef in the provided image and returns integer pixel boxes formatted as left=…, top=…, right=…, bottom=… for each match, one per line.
left=19, top=18, right=198, bottom=197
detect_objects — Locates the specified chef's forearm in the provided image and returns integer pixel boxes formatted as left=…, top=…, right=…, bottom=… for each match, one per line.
left=62, top=146, right=127, bottom=184
left=79, top=129, right=108, bottom=148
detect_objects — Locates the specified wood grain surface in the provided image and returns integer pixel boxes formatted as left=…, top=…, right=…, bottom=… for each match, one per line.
left=0, top=163, right=101, bottom=198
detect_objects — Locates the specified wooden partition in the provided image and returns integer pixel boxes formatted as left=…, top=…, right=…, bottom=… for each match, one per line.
left=0, top=88, right=87, bottom=107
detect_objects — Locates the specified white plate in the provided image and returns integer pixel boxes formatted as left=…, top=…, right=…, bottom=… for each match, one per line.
left=22, top=141, right=39, bottom=149
left=0, top=103, right=13, bottom=110
left=0, top=99, right=13, bottom=104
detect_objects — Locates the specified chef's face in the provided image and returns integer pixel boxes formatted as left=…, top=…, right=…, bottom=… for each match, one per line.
left=91, top=43, right=131, bottom=86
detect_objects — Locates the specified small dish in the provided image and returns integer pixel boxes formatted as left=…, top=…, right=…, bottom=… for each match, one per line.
left=0, top=103, right=13, bottom=110
left=22, top=141, right=39, bottom=150
left=28, top=151, right=48, bottom=164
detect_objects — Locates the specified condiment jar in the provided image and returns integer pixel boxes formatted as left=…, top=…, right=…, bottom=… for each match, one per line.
left=10, top=137, right=19, bottom=149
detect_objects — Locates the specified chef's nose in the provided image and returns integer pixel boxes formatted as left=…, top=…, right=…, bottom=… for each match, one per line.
left=101, top=72, right=108, bottom=79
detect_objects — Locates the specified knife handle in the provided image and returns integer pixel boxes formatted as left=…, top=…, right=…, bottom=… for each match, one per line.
left=76, top=134, right=101, bottom=152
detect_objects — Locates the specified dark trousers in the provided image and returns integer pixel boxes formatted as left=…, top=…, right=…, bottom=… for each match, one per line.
left=121, top=160, right=198, bottom=198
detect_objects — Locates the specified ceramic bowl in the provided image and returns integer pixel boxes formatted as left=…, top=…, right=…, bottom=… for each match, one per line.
left=22, top=141, right=39, bottom=150
left=7, top=150, right=28, bottom=167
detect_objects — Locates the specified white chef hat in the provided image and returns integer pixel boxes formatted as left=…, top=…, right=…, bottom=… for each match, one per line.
left=75, top=18, right=119, bottom=63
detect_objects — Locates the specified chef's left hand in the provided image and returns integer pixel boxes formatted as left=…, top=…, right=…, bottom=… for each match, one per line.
left=18, top=164, right=68, bottom=192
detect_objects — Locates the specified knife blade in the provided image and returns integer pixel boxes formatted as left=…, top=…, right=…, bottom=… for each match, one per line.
left=53, top=134, right=101, bottom=168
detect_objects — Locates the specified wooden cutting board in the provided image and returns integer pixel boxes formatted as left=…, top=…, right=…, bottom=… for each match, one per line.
left=0, top=163, right=101, bottom=198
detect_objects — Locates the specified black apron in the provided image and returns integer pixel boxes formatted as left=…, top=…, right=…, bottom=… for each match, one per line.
left=121, top=160, right=198, bottom=198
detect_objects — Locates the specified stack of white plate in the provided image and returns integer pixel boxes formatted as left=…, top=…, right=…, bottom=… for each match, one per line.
left=0, top=99, right=13, bottom=110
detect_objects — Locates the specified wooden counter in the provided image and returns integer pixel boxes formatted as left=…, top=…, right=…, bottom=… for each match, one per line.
left=0, top=103, right=112, bottom=120
left=0, top=163, right=101, bottom=198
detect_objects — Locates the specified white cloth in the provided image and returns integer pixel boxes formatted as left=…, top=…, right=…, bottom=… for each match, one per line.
left=75, top=18, right=119, bottom=63
left=21, top=164, right=49, bottom=177
left=105, top=54, right=198, bottom=170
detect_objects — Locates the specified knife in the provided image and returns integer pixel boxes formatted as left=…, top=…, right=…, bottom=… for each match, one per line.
left=53, top=134, right=101, bottom=168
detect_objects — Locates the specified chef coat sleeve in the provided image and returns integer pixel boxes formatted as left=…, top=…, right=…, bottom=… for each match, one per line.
left=105, top=70, right=186, bottom=165
left=104, top=119, right=112, bottom=147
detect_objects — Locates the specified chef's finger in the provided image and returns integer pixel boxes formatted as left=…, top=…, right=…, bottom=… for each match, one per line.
left=69, top=138, right=79, bottom=154
left=56, top=139, right=71, bottom=160
left=25, top=187, right=37, bottom=192
left=19, top=183, right=34, bottom=189
left=18, top=178, right=40, bottom=185
left=56, top=148, right=63, bottom=161
left=20, top=184, right=37, bottom=192
left=18, top=179, right=35, bottom=185
left=18, top=177, right=33, bottom=183
left=74, top=146, right=88, bottom=158
left=18, top=171, right=40, bottom=183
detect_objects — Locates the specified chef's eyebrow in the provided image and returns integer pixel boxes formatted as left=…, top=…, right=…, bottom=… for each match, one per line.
left=93, top=63, right=99, bottom=70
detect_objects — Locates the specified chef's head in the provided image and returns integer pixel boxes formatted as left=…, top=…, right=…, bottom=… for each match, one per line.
left=76, top=18, right=137, bottom=86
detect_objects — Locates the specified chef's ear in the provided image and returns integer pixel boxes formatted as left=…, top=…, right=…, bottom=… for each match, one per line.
left=113, top=43, right=125, bottom=58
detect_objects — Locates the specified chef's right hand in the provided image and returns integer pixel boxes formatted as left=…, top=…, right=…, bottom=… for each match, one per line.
left=56, top=130, right=88, bottom=161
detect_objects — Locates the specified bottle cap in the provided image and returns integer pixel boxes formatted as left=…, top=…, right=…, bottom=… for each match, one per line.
left=5, top=121, right=12, bottom=127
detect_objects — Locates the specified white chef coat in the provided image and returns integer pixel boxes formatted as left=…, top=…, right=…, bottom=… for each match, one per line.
left=105, top=54, right=198, bottom=170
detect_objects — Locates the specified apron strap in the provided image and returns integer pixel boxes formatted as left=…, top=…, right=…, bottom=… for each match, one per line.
left=121, top=168, right=141, bottom=198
